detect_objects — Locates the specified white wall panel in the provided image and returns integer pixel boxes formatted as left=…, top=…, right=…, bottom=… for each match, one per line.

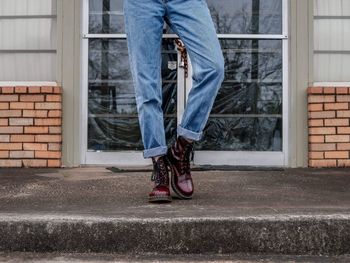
left=314, top=0, right=350, bottom=16
left=0, top=0, right=56, bottom=16
left=0, top=19, right=57, bottom=50
left=0, top=0, right=57, bottom=81
left=314, top=19, right=350, bottom=51
left=314, top=0, right=350, bottom=82
left=0, top=53, right=56, bottom=81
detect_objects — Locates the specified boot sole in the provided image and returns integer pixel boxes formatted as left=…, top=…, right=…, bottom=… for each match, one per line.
left=168, top=164, right=193, bottom=200
left=148, top=195, right=172, bottom=203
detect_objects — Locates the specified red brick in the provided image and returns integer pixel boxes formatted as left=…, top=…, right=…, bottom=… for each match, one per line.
left=35, top=151, right=61, bottom=159
left=22, top=159, right=47, bottom=167
left=309, top=151, right=324, bottom=159
left=308, top=104, right=323, bottom=111
left=309, top=143, right=336, bottom=151
left=337, top=127, right=350, bottom=134
left=337, top=95, right=350, bottom=102
left=0, top=95, right=18, bottom=101
left=337, top=143, right=350, bottom=150
left=53, top=86, right=62, bottom=94
left=308, top=111, right=335, bottom=119
left=324, top=87, right=335, bottom=94
left=10, top=102, right=34, bottom=109
left=308, top=87, right=323, bottom=94
left=23, top=110, right=47, bottom=118
left=46, top=95, right=61, bottom=102
left=0, top=143, right=22, bottom=150
left=0, top=103, right=9, bottom=109
left=0, top=119, right=8, bottom=126
left=10, top=151, right=34, bottom=158
left=35, top=102, right=61, bottom=110
left=324, top=118, right=349, bottom=126
left=15, top=86, right=27, bottom=93
left=0, top=135, right=10, bottom=142
left=48, top=159, right=61, bottom=167
left=0, top=159, right=22, bottom=167
left=41, top=86, right=53, bottom=93
left=308, top=119, right=323, bottom=127
left=309, top=159, right=337, bottom=167
left=1, top=87, right=14, bottom=93
left=338, top=160, right=350, bottom=167
left=35, top=135, right=62, bottom=142
left=24, top=126, right=49, bottom=134
left=309, top=127, right=335, bottom=135
left=23, top=143, right=47, bottom=151
left=34, top=118, right=61, bottom=126
left=309, top=135, right=324, bottom=143
left=337, top=110, right=350, bottom=118
left=9, top=118, right=33, bottom=126
left=0, top=151, right=9, bottom=158
left=308, top=95, right=334, bottom=103
left=48, top=110, right=62, bottom=118
left=27, top=86, right=41, bottom=93
left=0, top=110, right=21, bottom=117
left=325, top=135, right=350, bottom=143
left=20, top=94, right=45, bottom=102
left=48, top=143, right=61, bottom=151
left=0, top=127, right=23, bottom=134
left=336, top=87, right=349, bottom=94
left=325, top=151, right=349, bottom=159
left=10, top=135, right=35, bottom=142
left=49, top=127, right=61, bottom=134
left=324, top=103, right=348, bottom=110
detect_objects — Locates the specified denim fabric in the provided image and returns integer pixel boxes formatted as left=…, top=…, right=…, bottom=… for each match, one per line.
left=123, top=0, right=225, bottom=158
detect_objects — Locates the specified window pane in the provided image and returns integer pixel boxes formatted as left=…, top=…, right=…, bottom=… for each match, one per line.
left=87, top=38, right=178, bottom=150
left=198, top=39, right=283, bottom=151
left=206, top=0, right=282, bottom=34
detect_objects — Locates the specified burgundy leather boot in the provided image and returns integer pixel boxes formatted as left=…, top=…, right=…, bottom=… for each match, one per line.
left=167, top=136, right=194, bottom=199
left=148, top=156, right=172, bottom=203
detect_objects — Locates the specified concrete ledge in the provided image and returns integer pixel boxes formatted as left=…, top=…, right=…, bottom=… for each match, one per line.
left=1, top=214, right=350, bottom=255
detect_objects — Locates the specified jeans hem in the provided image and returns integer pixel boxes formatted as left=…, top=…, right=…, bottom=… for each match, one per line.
left=143, top=146, right=168, bottom=159
left=177, top=125, right=202, bottom=141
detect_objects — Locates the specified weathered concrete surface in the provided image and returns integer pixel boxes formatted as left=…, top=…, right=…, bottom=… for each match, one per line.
left=1, top=252, right=350, bottom=263
left=0, top=167, right=350, bottom=255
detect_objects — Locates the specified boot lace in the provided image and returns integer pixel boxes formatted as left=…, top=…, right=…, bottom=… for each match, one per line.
left=179, top=144, right=194, bottom=177
left=151, top=157, right=168, bottom=186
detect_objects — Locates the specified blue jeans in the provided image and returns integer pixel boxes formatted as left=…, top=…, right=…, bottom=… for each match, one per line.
left=123, top=0, right=225, bottom=158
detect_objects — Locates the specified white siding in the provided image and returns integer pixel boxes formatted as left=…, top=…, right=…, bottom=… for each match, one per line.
left=314, top=0, right=350, bottom=82
left=0, top=0, right=57, bottom=81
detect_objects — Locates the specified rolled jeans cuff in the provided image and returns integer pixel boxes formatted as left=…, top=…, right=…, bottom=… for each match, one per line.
left=177, top=125, right=203, bottom=141
left=143, top=145, right=168, bottom=159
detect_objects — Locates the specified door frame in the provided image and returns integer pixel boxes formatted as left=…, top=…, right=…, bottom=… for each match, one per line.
left=80, top=0, right=289, bottom=167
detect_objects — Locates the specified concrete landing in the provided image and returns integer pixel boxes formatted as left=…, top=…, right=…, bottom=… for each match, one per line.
left=0, top=167, right=350, bottom=255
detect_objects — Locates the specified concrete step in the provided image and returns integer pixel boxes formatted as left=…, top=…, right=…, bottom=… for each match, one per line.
left=1, top=167, right=350, bottom=255
left=1, top=252, right=350, bottom=263
left=1, top=213, right=350, bottom=255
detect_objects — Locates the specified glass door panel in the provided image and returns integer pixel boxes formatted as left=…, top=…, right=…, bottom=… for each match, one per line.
left=82, top=0, right=288, bottom=166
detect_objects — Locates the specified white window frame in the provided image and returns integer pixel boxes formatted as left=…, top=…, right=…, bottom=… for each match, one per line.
left=80, top=0, right=289, bottom=167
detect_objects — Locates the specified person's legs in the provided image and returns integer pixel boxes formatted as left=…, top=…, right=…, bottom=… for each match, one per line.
left=124, top=0, right=171, bottom=202
left=123, top=0, right=168, bottom=159
left=164, top=0, right=225, bottom=199
left=165, top=0, right=225, bottom=141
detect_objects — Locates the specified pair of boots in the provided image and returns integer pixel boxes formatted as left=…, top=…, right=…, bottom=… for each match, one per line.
left=148, top=136, right=194, bottom=203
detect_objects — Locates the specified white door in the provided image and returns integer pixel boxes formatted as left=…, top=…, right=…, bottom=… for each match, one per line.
left=81, top=0, right=288, bottom=167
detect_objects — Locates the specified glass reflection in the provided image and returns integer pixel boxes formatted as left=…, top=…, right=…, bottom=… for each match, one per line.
left=87, top=38, right=178, bottom=150
left=88, top=0, right=282, bottom=34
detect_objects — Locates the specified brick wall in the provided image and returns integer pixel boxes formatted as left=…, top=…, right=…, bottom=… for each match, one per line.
left=0, top=86, right=62, bottom=167
left=308, top=86, right=350, bottom=167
